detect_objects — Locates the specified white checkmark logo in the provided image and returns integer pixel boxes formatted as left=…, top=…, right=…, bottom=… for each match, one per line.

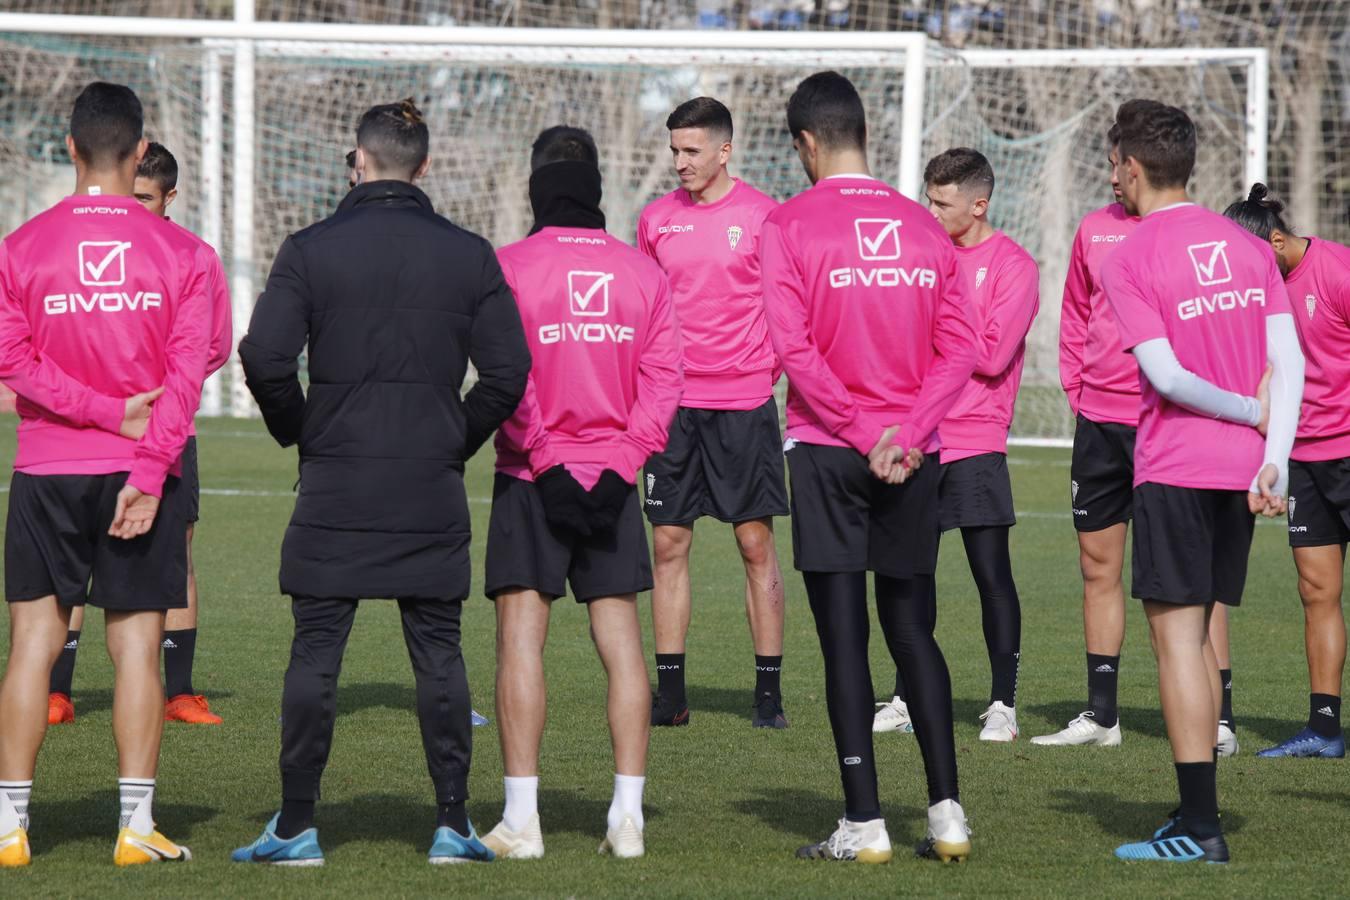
left=78, top=241, right=131, bottom=286
left=1186, top=241, right=1231, bottom=286
left=854, top=219, right=902, bottom=260
left=567, top=271, right=613, bottom=316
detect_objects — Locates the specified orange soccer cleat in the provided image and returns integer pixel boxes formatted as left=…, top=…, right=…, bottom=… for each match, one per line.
left=164, top=694, right=222, bottom=725
left=48, top=692, right=74, bottom=725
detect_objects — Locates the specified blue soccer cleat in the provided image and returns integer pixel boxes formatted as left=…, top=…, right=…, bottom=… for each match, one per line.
left=429, top=822, right=495, bottom=865
left=1256, top=727, right=1345, bottom=758
left=231, top=814, right=325, bottom=866
left=471, top=709, right=490, bottom=728
left=1115, top=822, right=1228, bottom=864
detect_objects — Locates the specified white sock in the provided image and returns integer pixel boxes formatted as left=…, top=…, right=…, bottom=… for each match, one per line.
left=118, top=778, right=155, bottom=834
left=502, top=775, right=538, bottom=832
left=0, top=781, right=32, bottom=832
left=607, top=773, right=645, bottom=832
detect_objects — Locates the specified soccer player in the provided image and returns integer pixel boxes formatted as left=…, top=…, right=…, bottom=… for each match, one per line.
left=1102, top=99, right=1302, bottom=863
left=1224, top=184, right=1350, bottom=758
left=232, top=99, right=529, bottom=866
left=47, top=142, right=228, bottom=727
left=481, top=127, right=682, bottom=860
left=763, top=71, right=978, bottom=863
left=0, top=82, right=220, bottom=866
left=636, top=97, right=789, bottom=730
left=898, top=147, right=1038, bottom=742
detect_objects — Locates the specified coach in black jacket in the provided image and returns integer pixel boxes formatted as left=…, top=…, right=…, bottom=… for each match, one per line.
left=236, top=99, right=528, bottom=860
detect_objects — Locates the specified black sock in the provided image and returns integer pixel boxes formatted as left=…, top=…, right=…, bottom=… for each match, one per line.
left=1309, top=693, right=1342, bottom=738
left=1086, top=653, right=1120, bottom=728
left=49, top=630, right=81, bottom=696
left=276, top=799, right=315, bottom=839
left=892, top=669, right=907, bottom=703
left=1219, top=668, right=1234, bottom=727
left=163, top=628, right=197, bottom=698
left=437, top=801, right=469, bottom=834
left=962, top=526, right=1021, bottom=707
left=1174, top=761, right=1220, bottom=838
left=754, top=655, right=782, bottom=697
left=655, top=653, right=686, bottom=704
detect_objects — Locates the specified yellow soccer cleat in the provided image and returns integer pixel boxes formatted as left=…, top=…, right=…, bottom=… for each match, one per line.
left=0, top=828, right=31, bottom=867
left=113, top=827, right=192, bottom=866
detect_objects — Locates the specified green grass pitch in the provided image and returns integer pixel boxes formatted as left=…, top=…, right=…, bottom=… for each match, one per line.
left=0, top=417, right=1342, bottom=897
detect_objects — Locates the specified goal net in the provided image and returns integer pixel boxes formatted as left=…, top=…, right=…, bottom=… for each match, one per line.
left=0, top=18, right=1264, bottom=445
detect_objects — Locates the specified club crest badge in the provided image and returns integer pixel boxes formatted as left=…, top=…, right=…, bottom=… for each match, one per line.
left=1306, top=294, right=1317, bottom=319
left=975, top=266, right=988, bottom=288
left=727, top=225, right=743, bottom=250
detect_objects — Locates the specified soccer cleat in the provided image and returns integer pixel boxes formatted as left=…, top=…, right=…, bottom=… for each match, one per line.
left=1256, top=727, right=1346, bottom=758
left=481, top=814, right=544, bottom=859
left=752, top=692, right=789, bottom=729
left=1115, top=821, right=1228, bottom=863
left=872, top=696, right=914, bottom=734
left=429, top=822, right=495, bottom=865
left=597, top=816, right=644, bottom=859
left=651, top=692, right=690, bottom=727
left=916, top=799, right=971, bottom=863
left=1217, top=722, right=1239, bottom=757
left=471, top=708, right=490, bottom=728
left=48, top=692, right=74, bottom=725
left=1030, top=711, right=1121, bottom=747
left=231, top=814, right=324, bottom=866
left=114, top=826, right=192, bottom=866
left=978, top=701, right=1018, bottom=742
left=0, top=828, right=31, bottom=868
left=165, top=694, right=222, bottom=725
left=796, top=817, right=892, bottom=863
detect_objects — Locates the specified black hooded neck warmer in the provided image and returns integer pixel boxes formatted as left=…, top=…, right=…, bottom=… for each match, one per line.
left=528, top=160, right=606, bottom=235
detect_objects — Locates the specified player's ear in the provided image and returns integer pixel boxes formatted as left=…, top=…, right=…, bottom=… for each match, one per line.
left=973, top=196, right=989, bottom=219
left=133, top=138, right=149, bottom=167
left=164, top=187, right=178, bottom=211
left=65, top=134, right=78, bottom=165
left=719, top=140, right=732, bottom=166
left=414, top=155, right=431, bottom=181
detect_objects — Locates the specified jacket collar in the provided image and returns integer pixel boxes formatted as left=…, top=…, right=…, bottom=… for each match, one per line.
left=338, top=180, right=434, bottom=214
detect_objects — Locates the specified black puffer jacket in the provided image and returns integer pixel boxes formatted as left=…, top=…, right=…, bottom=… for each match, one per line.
left=240, top=181, right=529, bottom=600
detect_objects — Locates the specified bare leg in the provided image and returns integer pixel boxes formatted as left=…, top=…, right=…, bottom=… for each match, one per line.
left=1294, top=545, right=1347, bottom=697
left=494, top=590, right=552, bottom=776
left=587, top=595, right=650, bottom=776
left=105, top=609, right=167, bottom=778
left=1145, top=602, right=1218, bottom=763
left=651, top=525, right=694, bottom=654
left=1080, top=523, right=1128, bottom=656
left=0, top=597, right=70, bottom=780
left=734, top=518, right=784, bottom=656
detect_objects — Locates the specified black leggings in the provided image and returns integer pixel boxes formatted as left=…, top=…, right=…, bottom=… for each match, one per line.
left=806, top=571, right=958, bottom=818
left=892, top=526, right=1021, bottom=706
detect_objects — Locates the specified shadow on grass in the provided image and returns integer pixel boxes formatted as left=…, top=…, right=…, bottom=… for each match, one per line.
left=1278, top=788, right=1350, bottom=809
left=34, top=790, right=217, bottom=852
left=336, top=681, right=417, bottom=717
left=58, top=687, right=239, bottom=717
left=1024, top=700, right=1169, bottom=740
left=685, top=685, right=758, bottom=724
left=733, top=787, right=924, bottom=844
left=1233, top=713, right=1308, bottom=746
left=1047, top=788, right=1247, bottom=839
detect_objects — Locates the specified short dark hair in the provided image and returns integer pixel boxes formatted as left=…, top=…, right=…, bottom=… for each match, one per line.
left=345, top=149, right=356, bottom=169
left=356, top=98, right=429, bottom=179
left=666, top=97, right=733, bottom=142
left=786, top=71, right=866, bottom=152
left=530, top=125, right=599, bottom=171
left=924, top=147, right=995, bottom=199
left=70, top=81, right=143, bottom=168
left=136, top=142, right=177, bottom=192
left=1223, top=183, right=1294, bottom=241
left=1107, top=121, right=1122, bottom=148
left=1112, top=99, right=1195, bottom=190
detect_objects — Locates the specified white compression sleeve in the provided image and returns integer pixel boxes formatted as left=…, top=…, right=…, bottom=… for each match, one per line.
left=1257, top=313, right=1305, bottom=497
left=1131, top=338, right=1261, bottom=426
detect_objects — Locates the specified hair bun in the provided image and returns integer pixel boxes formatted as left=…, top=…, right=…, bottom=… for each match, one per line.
left=397, top=98, right=424, bottom=126
left=1247, top=183, right=1268, bottom=203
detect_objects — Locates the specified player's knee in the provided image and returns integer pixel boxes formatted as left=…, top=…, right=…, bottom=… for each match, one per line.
left=653, top=528, right=693, bottom=567
left=735, top=524, right=776, bottom=568
left=1298, top=573, right=1342, bottom=609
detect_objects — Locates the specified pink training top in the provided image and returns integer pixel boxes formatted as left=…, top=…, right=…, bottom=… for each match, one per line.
left=1059, top=203, right=1142, bottom=425
left=761, top=175, right=979, bottom=456
left=0, top=193, right=219, bottom=496
left=637, top=179, right=778, bottom=410
left=1285, top=238, right=1350, bottom=462
left=1103, top=203, right=1292, bottom=491
left=494, top=226, right=683, bottom=489
left=938, top=231, right=1040, bottom=463
left=167, top=218, right=233, bottom=378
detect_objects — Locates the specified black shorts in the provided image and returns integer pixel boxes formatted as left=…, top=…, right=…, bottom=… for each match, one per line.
left=938, top=453, right=1016, bottom=532
left=484, top=474, right=653, bottom=603
left=1287, top=458, right=1350, bottom=548
left=5, top=471, right=188, bottom=610
left=785, top=442, right=940, bottom=578
left=1070, top=414, right=1137, bottom=532
left=181, top=435, right=200, bottom=524
left=643, top=398, right=789, bottom=526
left=1131, top=482, right=1254, bottom=607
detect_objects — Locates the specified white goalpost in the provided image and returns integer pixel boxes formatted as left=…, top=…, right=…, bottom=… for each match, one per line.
left=0, top=10, right=1268, bottom=445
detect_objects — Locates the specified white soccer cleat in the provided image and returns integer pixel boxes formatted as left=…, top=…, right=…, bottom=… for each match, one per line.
left=872, top=696, right=914, bottom=734
left=978, top=701, right=1018, bottom=742
left=597, top=816, right=644, bottom=859
left=1030, top=711, right=1122, bottom=747
left=481, top=814, right=544, bottom=860
left=920, top=799, right=971, bottom=863
left=795, top=817, right=892, bottom=863
left=1217, top=723, right=1239, bottom=758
